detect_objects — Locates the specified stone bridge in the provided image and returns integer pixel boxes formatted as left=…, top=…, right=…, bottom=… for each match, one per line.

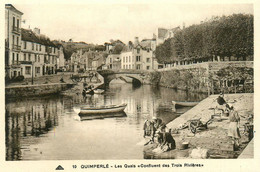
left=97, top=69, right=151, bottom=85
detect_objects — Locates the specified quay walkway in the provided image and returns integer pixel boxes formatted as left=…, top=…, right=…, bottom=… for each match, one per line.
left=166, top=93, right=254, bottom=158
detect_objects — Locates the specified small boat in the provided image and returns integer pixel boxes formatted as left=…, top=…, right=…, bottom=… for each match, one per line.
left=79, top=103, right=127, bottom=115
left=79, top=111, right=127, bottom=120
left=94, top=89, right=105, bottom=94
left=172, top=101, right=199, bottom=108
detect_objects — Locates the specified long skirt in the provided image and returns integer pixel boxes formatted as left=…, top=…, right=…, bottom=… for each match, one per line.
left=228, top=122, right=241, bottom=139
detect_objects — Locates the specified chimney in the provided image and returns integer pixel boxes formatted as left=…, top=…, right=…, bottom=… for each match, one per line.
left=134, top=37, right=139, bottom=46
left=33, top=27, right=40, bottom=35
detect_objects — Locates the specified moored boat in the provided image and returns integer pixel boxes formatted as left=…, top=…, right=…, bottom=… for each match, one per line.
left=79, top=111, right=127, bottom=121
left=172, top=101, right=199, bottom=108
left=79, top=103, right=127, bottom=115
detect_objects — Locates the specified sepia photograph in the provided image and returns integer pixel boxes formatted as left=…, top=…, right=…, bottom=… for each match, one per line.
left=1, top=0, right=259, bottom=171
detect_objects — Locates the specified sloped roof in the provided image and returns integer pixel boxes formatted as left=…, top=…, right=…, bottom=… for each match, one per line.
left=5, top=4, right=23, bottom=15
left=21, top=28, right=56, bottom=47
left=140, top=40, right=152, bottom=49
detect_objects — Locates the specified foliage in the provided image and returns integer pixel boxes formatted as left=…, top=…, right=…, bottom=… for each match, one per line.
left=155, top=14, right=253, bottom=63
left=112, top=43, right=125, bottom=54
left=5, top=75, right=25, bottom=83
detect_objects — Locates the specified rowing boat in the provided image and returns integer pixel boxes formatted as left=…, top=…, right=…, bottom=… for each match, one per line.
left=79, top=103, right=127, bottom=115
left=172, top=101, right=199, bottom=108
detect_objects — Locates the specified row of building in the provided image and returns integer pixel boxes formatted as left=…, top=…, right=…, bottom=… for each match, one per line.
left=5, top=4, right=181, bottom=79
left=5, top=4, right=65, bottom=79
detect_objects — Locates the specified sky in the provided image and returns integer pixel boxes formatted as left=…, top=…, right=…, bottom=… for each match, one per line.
left=13, top=2, right=253, bottom=45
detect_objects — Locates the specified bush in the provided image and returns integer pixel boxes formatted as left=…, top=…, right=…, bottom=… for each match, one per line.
left=15, top=75, right=25, bottom=81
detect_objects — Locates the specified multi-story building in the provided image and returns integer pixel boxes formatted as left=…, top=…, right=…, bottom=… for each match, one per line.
left=21, top=28, right=59, bottom=78
left=105, top=54, right=121, bottom=70
left=5, top=4, right=23, bottom=78
left=5, top=4, right=60, bottom=79
left=120, top=51, right=135, bottom=70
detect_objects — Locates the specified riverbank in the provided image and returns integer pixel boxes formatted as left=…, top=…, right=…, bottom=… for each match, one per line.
left=5, top=72, right=104, bottom=98
left=144, top=93, right=253, bottom=159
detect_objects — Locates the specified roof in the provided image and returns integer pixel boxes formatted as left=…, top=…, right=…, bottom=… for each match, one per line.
left=5, top=4, right=23, bottom=15
left=21, top=28, right=56, bottom=47
left=140, top=40, right=152, bottom=49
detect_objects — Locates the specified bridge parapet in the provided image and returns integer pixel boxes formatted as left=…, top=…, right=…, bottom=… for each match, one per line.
left=97, top=69, right=149, bottom=76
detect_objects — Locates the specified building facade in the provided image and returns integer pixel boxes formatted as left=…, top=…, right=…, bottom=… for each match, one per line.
left=5, top=4, right=23, bottom=78
left=20, top=28, right=59, bottom=78
left=5, top=4, right=60, bottom=79
left=106, top=54, right=121, bottom=70
left=120, top=51, right=135, bottom=69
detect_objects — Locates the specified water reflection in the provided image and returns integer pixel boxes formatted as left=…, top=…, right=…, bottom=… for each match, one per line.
left=5, top=84, right=207, bottom=160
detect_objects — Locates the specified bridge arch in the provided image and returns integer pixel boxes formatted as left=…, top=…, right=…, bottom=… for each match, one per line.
left=97, top=69, right=147, bottom=86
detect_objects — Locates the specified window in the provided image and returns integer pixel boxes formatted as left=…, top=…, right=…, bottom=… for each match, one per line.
left=16, top=54, right=19, bottom=63
left=25, top=66, right=31, bottom=75
left=146, top=66, right=150, bottom=70
left=24, top=41, right=27, bottom=49
left=129, top=65, right=131, bottom=69
left=12, top=53, right=15, bottom=64
left=36, top=44, right=38, bottom=51
left=29, top=54, right=31, bottom=61
left=17, top=37, right=19, bottom=45
left=13, top=17, right=15, bottom=27
left=137, top=48, right=140, bottom=54
left=39, top=45, right=41, bottom=51
left=136, top=56, right=141, bottom=62
left=17, top=19, right=19, bottom=28
left=146, top=58, right=150, bottom=63
left=32, top=43, right=34, bottom=50
left=35, top=54, right=37, bottom=62
left=36, top=67, right=40, bottom=74
left=126, top=56, right=128, bottom=63
left=54, top=48, right=56, bottom=53
left=38, top=55, right=40, bottom=62
left=123, top=57, right=125, bottom=63
left=12, top=35, right=15, bottom=45
left=24, top=53, right=26, bottom=61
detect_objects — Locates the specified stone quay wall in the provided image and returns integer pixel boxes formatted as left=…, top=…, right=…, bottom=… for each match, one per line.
left=156, top=61, right=253, bottom=93
left=5, top=83, right=74, bottom=99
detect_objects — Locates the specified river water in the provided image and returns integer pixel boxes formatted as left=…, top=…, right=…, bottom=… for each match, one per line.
left=5, top=83, right=207, bottom=160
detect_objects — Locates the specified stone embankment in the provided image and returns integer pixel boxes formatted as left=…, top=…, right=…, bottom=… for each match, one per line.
left=144, top=93, right=253, bottom=159
left=5, top=83, right=75, bottom=98
left=5, top=72, right=105, bottom=98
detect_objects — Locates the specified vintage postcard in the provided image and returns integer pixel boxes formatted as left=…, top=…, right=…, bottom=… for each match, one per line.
left=1, top=0, right=259, bottom=171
